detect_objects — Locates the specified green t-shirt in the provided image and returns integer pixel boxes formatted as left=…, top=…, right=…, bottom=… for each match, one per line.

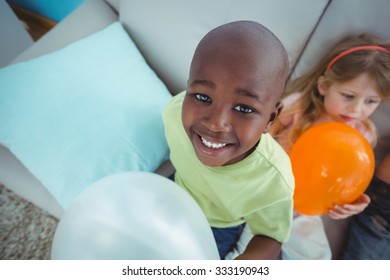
left=162, top=92, right=295, bottom=243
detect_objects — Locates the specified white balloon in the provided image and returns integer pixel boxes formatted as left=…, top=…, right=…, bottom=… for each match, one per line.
left=51, top=172, right=219, bottom=260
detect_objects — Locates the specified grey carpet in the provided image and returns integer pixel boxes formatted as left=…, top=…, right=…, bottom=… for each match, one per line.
left=0, top=184, right=58, bottom=259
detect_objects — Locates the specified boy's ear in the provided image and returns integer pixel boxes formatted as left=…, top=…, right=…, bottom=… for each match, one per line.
left=317, top=75, right=327, bottom=96
left=263, top=101, right=283, bottom=134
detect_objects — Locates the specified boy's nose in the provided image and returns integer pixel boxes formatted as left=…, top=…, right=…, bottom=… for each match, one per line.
left=201, top=109, right=231, bottom=132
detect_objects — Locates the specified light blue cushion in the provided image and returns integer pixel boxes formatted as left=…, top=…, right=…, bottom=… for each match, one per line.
left=0, top=22, right=172, bottom=209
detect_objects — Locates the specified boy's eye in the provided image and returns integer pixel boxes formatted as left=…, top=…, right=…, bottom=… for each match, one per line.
left=195, top=94, right=210, bottom=103
left=234, top=105, right=254, bottom=114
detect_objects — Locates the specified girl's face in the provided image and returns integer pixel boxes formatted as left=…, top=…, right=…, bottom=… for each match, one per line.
left=317, top=73, right=382, bottom=126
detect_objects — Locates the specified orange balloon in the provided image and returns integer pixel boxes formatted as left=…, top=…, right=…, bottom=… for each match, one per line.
left=289, top=122, right=375, bottom=216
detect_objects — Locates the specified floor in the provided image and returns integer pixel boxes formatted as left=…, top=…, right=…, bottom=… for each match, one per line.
left=9, top=4, right=56, bottom=41
left=0, top=185, right=58, bottom=259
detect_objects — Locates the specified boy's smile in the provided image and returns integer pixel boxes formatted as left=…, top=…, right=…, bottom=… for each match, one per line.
left=192, top=128, right=234, bottom=162
left=200, top=136, right=227, bottom=149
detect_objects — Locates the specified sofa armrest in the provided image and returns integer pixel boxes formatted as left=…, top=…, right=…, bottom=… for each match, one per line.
left=0, top=145, right=64, bottom=219
left=10, top=0, right=118, bottom=64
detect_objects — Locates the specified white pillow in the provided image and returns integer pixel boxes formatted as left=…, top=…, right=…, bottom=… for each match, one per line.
left=0, top=22, right=172, bottom=209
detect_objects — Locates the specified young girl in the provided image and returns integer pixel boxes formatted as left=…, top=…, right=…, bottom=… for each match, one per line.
left=226, top=33, right=390, bottom=260
left=276, top=33, right=390, bottom=259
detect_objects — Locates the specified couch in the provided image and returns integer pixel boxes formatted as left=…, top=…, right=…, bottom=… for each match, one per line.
left=1, top=0, right=389, bottom=259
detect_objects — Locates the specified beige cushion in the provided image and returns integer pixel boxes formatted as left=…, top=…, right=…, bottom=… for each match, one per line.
left=119, top=0, right=329, bottom=94
left=292, top=0, right=390, bottom=79
left=104, top=0, right=120, bottom=12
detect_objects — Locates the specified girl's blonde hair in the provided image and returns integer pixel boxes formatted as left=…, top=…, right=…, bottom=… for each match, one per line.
left=271, top=33, right=390, bottom=148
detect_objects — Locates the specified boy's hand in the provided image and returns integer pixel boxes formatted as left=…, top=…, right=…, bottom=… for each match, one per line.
left=328, top=193, right=370, bottom=220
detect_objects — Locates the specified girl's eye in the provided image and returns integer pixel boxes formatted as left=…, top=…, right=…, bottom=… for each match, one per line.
left=195, top=94, right=210, bottom=103
left=365, top=99, right=380, bottom=105
left=234, top=105, right=254, bottom=114
left=341, top=93, right=354, bottom=99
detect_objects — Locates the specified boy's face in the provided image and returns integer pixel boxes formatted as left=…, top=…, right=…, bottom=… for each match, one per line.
left=182, top=42, right=283, bottom=167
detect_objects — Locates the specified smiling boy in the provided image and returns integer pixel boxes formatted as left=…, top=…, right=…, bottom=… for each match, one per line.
left=163, top=21, right=294, bottom=259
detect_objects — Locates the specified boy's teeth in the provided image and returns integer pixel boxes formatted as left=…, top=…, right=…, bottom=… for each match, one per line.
left=201, top=137, right=227, bottom=149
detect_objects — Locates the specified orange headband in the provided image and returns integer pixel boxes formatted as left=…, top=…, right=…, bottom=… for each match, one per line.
left=325, top=45, right=389, bottom=74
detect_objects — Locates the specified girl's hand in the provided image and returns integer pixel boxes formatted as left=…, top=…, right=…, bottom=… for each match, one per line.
left=328, top=193, right=371, bottom=220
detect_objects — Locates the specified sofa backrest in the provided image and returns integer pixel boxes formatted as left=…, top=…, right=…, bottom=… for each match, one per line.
left=104, top=0, right=120, bottom=11
left=117, top=0, right=330, bottom=95
left=292, top=0, right=390, bottom=79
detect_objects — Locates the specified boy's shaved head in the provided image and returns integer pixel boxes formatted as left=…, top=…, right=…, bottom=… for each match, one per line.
left=190, top=21, right=289, bottom=101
